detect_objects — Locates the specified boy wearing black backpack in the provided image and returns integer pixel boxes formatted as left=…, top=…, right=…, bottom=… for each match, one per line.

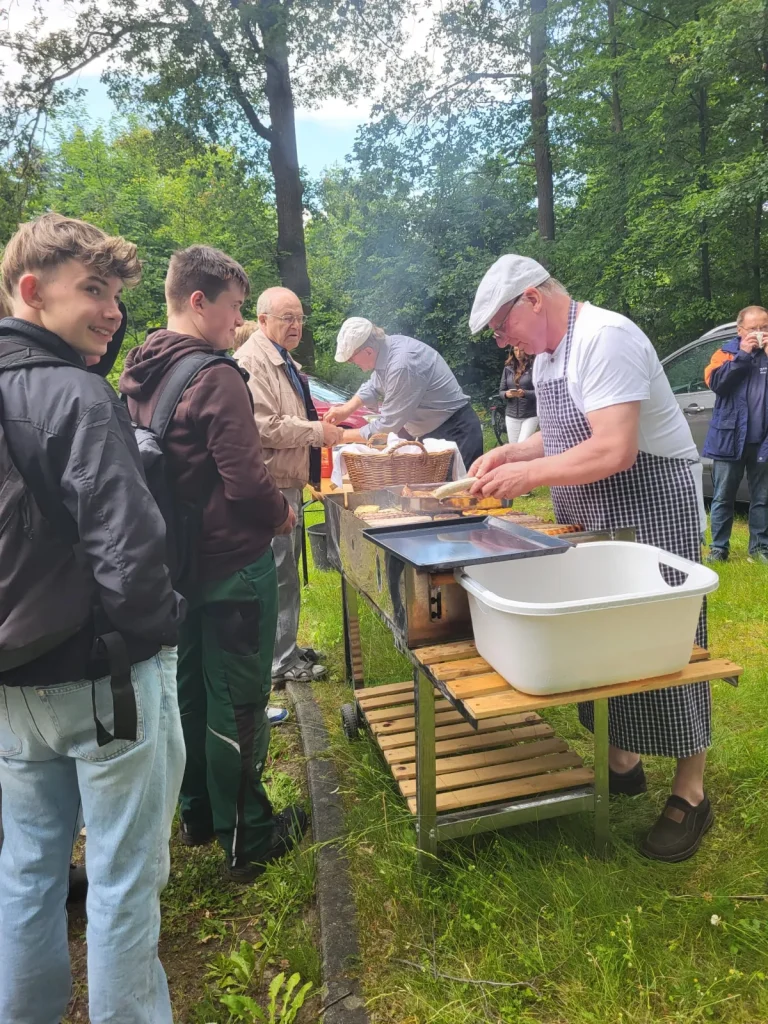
left=120, top=245, right=306, bottom=883
left=0, top=214, right=185, bottom=1024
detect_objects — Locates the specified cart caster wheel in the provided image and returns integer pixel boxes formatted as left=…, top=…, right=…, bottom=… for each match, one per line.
left=341, top=703, right=360, bottom=740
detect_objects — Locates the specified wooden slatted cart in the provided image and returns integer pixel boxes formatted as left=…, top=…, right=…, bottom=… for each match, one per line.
left=324, top=487, right=742, bottom=867
left=341, top=578, right=742, bottom=868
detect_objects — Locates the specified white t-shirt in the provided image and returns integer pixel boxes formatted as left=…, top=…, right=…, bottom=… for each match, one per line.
left=533, top=302, right=706, bottom=530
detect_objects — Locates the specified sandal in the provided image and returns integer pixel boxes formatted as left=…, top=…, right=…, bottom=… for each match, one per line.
left=272, top=661, right=327, bottom=686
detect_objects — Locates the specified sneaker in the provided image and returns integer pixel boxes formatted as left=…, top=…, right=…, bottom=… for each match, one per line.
left=179, top=820, right=215, bottom=848
left=747, top=550, right=768, bottom=565
left=267, top=706, right=290, bottom=725
left=225, top=805, right=309, bottom=884
left=706, top=549, right=728, bottom=563
left=641, top=794, right=713, bottom=862
left=67, top=864, right=88, bottom=905
left=609, top=760, right=647, bottom=796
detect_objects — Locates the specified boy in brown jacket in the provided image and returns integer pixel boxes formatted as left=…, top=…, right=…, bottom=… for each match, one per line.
left=120, top=247, right=306, bottom=882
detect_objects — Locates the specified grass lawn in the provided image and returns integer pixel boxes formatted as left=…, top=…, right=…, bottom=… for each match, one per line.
left=302, top=494, right=768, bottom=1024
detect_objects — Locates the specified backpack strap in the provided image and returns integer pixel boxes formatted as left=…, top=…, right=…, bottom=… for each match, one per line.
left=149, top=352, right=241, bottom=439
left=0, top=343, right=75, bottom=374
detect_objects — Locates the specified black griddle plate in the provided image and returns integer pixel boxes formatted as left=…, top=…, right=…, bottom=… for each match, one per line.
left=362, top=515, right=570, bottom=571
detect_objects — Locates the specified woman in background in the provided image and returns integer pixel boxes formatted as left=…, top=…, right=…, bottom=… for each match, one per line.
left=500, top=346, right=538, bottom=443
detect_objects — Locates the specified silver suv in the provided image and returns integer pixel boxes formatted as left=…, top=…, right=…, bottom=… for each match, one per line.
left=660, top=321, right=743, bottom=500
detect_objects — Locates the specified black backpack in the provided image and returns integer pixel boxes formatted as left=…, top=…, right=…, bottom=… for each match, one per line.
left=0, top=336, right=138, bottom=743
left=128, top=351, right=246, bottom=595
left=0, top=344, right=90, bottom=670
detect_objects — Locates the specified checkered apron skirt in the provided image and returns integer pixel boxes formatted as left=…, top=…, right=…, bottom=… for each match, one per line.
left=535, top=301, right=710, bottom=758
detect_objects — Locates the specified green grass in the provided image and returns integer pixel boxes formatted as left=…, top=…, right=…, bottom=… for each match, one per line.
left=300, top=494, right=768, bottom=1024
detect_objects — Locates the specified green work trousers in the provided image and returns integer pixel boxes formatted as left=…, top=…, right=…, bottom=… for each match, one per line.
left=177, top=550, right=278, bottom=866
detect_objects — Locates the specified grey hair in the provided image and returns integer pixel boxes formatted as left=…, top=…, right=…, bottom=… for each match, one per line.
left=366, top=324, right=386, bottom=349
left=256, top=286, right=301, bottom=316
left=736, top=305, right=768, bottom=327
left=538, top=277, right=569, bottom=297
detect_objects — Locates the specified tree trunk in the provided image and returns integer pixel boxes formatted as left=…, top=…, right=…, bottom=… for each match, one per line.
left=181, top=0, right=315, bottom=364
left=260, top=6, right=314, bottom=365
left=753, top=196, right=763, bottom=305
left=530, top=0, right=555, bottom=242
left=607, top=0, right=624, bottom=136
left=696, top=85, right=713, bottom=311
left=607, top=0, right=631, bottom=317
left=753, top=0, right=768, bottom=305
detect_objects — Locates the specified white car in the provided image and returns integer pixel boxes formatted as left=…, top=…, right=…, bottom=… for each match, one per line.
left=661, top=321, right=745, bottom=501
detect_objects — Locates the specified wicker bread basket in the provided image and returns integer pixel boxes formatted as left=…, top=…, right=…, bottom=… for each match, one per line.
left=344, top=433, right=455, bottom=491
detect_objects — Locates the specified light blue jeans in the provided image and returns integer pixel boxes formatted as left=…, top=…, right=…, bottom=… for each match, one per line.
left=0, top=649, right=185, bottom=1024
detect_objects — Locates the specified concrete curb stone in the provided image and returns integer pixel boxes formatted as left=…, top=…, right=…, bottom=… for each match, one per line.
left=286, top=680, right=370, bottom=1024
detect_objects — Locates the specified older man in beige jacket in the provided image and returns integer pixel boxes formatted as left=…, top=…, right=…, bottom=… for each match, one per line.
left=235, top=287, right=343, bottom=684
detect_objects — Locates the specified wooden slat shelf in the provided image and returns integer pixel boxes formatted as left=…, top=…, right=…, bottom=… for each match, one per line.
left=376, top=711, right=543, bottom=751
left=371, top=708, right=541, bottom=740
left=389, top=736, right=571, bottom=782
left=462, top=658, right=742, bottom=721
left=417, top=641, right=711, bottom=668
left=354, top=644, right=740, bottom=824
left=356, top=680, right=413, bottom=702
left=382, top=722, right=556, bottom=766
left=416, top=640, right=480, bottom=664
left=398, top=750, right=584, bottom=798
left=365, top=698, right=454, bottom=724
left=405, top=767, right=595, bottom=815
left=360, top=685, right=583, bottom=817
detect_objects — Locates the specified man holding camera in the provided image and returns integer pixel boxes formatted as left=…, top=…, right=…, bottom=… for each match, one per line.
left=704, top=305, right=768, bottom=562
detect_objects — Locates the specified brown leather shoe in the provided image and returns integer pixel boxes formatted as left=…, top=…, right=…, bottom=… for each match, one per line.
left=641, top=795, right=713, bottom=862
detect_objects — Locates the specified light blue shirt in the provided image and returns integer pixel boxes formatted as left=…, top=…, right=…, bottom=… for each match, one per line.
left=356, top=334, right=469, bottom=439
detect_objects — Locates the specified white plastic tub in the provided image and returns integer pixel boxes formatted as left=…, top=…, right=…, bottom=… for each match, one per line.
left=455, top=541, right=719, bottom=696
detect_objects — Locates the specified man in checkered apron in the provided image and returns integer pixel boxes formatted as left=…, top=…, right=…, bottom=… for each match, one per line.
left=467, top=255, right=712, bottom=862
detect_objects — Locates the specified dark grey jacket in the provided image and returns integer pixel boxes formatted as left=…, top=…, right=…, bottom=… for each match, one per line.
left=499, top=362, right=537, bottom=420
left=0, top=316, right=183, bottom=688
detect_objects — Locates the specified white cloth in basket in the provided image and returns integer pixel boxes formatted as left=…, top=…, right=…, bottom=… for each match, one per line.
left=330, top=432, right=466, bottom=489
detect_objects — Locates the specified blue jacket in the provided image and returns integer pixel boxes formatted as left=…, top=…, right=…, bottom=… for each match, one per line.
left=702, top=338, right=768, bottom=463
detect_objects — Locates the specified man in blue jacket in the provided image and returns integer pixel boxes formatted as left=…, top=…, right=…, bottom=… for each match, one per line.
left=703, top=305, right=768, bottom=562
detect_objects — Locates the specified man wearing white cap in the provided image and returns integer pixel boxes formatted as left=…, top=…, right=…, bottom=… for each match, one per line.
left=324, top=318, right=484, bottom=470
left=468, top=255, right=711, bottom=864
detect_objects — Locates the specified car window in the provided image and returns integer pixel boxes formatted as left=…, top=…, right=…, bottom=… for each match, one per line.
left=306, top=377, right=352, bottom=402
left=663, top=339, right=725, bottom=394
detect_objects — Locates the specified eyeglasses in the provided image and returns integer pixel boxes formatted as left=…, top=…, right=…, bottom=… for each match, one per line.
left=491, top=295, right=523, bottom=338
left=265, top=313, right=309, bottom=326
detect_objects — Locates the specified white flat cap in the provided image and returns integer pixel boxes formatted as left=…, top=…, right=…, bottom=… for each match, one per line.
left=335, top=317, right=374, bottom=362
left=469, top=255, right=551, bottom=333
